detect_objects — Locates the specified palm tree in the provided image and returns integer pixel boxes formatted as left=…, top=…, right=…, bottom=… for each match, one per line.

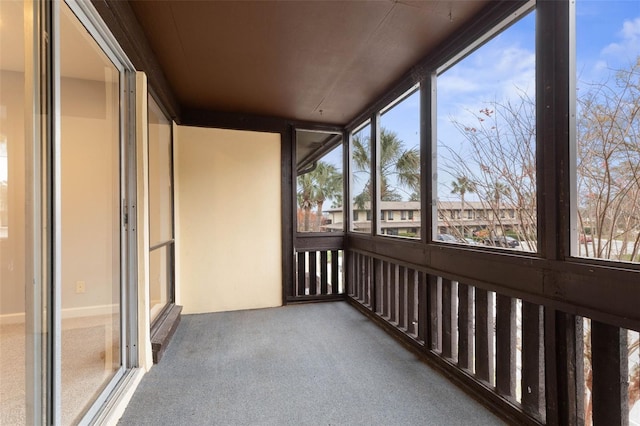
left=451, top=175, right=476, bottom=236
left=352, top=128, right=419, bottom=207
left=297, top=161, right=343, bottom=231
left=490, top=181, right=511, bottom=209
left=297, top=172, right=316, bottom=231
left=486, top=181, right=511, bottom=240
left=311, top=162, right=342, bottom=230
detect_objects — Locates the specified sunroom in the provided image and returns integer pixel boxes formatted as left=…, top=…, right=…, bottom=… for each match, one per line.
left=0, top=0, right=639, bottom=424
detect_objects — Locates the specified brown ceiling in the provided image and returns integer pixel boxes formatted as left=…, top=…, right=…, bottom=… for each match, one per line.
left=127, top=0, right=493, bottom=125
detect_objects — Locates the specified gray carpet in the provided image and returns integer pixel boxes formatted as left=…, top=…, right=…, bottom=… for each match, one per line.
left=118, top=302, right=505, bottom=425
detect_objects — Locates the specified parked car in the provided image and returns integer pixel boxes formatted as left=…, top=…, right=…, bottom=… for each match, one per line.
left=484, top=235, right=519, bottom=248
left=579, top=234, right=593, bottom=243
left=464, top=237, right=481, bottom=246
left=436, top=233, right=458, bottom=243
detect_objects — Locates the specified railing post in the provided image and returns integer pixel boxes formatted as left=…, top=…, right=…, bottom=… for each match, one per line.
left=382, top=261, right=390, bottom=318
left=441, top=278, right=454, bottom=360
left=475, top=288, right=494, bottom=384
left=406, top=269, right=416, bottom=335
left=398, top=266, right=407, bottom=329
left=523, top=302, right=544, bottom=420
left=544, top=309, right=584, bottom=426
left=591, top=321, right=628, bottom=426
left=320, top=251, right=328, bottom=295
left=457, top=283, right=473, bottom=370
left=496, top=295, right=516, bottom=398
left=297, top=252, right=306, bottom=296
left=330, top=250, right=339, bottom=294
left=417, top=272, right=427, bottom=344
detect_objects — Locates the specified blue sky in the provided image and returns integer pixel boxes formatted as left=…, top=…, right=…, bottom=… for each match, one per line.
left=309, top=0, right=640, bottom=206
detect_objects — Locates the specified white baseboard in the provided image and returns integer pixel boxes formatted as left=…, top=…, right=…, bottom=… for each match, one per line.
left=0, top=312, right=25, bottom=325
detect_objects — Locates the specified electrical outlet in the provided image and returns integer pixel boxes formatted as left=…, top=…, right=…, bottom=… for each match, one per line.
left=76, top=281, right=86, bottom=294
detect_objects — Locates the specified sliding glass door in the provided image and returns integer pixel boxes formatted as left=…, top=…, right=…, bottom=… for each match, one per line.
left=2, top=1, right=136, bottom=422
left=58, top=1, right=133, bottom=422
left=148, top=95, right=174, bottom=325
left=0, top=1, right=48, bottom=423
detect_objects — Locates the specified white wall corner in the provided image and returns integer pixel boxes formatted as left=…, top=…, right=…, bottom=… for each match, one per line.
left=172, top=121, right=181, bottom=307
left=135, top=71, right=153, bottom=371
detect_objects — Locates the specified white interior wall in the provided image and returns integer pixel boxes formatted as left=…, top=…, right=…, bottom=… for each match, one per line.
left=175, top=126, right=282, bottom=314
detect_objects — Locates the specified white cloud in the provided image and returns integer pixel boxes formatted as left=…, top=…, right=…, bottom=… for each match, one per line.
left=437, top=41, right=535, bottom=111
left=601, top=17, right=640, bottom=61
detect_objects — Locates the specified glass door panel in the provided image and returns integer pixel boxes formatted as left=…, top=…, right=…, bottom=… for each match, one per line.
left=0, top=11, right=27, bottom=420
left=148, top=95, right=174, bottom=323
left=59, top=3, right=122, bottom=423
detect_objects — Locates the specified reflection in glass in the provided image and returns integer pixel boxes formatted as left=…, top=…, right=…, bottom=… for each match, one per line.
left=378, top=87, right=421, bottom=239
left=296, top=130, right=343, bottom=233
left=436, top=11, right=536, bottom=251
left=350, top=123, right=372, bottom=233
left=574, top=0, right=640, bottom=264
left=60, top=3, right=121, bottom=423
left=0, top=1, right=30, bottom=422
left=149, top=246, right=170, bottom=322
left=148, top=96, right=173, bottom=246
left=148, top=95, right=174, bottom=322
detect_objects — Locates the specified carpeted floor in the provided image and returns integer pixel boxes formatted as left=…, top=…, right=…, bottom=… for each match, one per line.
left=118, top=302, right=505, bottom=426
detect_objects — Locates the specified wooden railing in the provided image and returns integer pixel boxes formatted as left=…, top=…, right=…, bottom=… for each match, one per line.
left=288, top=235, right=345, bottom=303
left=345, top=244, right=639, bottom=425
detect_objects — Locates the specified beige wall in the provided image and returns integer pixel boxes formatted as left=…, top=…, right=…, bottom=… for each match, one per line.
left=175, top=126, right=282, bottom=314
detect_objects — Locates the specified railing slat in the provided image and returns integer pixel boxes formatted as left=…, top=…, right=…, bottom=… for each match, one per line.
left=331, top=250, right=339, bottom=294
left=320, top=251, right=328, bottom=295
left=364, top=255, right=371, bottom=307
left=407, top=269, right=416, bottom=335
left=522, top=301, right=544, bottom=417
left=309, top=251, right=317, bottom=295
left=357, top=253, right=363, bottom=301
left=417, top=271, right=427, bottom=344
left=398, top=266, right=407, bottom=328
left=373, top=258, right=381, bottom=313
left=591, top=320, right=628, bottom=425
left=441, top=278, right=453, bottom=359
left=496, top=294, right=516, bottom=398
left=390, top=264, right=397, bottom=323
left=458, top=282, right=473, bottom=370
left=475, top=288, right=493, bottom=383
left=382, top=261, right=390, bottom=318
left=297, top=252, right=306, bottom=296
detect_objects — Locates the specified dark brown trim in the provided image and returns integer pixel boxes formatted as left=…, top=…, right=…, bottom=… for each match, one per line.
left=285, top=294, right=346, bottom=304
left=281, top=126, right=294, bottom=303
left=371, top=111, right=380, bottom=237
left=295, top=235, right=344, bottom=251
left=150, top=304, right=182, bottom=364
left=537, top=0, right=572, bottom=261
left=182, top=110, right=346, bottom=136
left=422, top=74, right=436, bottom=244
left=92, top=0, right=181, bottom=122
left=591, top=321, right=629, bottom=425
left=182, top=109, right=289, bottom=134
